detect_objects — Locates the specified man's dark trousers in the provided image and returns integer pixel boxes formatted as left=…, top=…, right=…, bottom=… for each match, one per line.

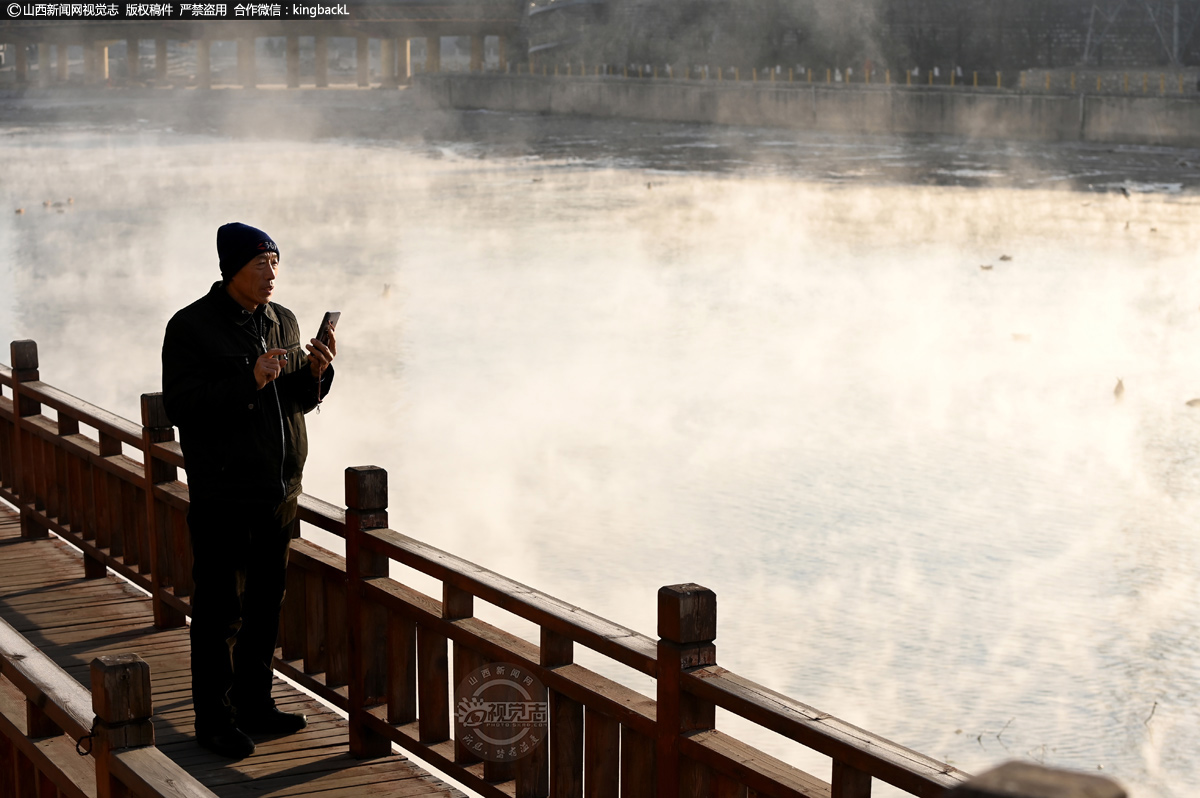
left=188, top=496, right=298, bottom=733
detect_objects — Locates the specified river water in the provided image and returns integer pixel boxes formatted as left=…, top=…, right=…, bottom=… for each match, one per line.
left=2, top=92, right=1199, bottom=797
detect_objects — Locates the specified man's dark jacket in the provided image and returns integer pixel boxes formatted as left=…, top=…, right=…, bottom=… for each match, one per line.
left=162, top=281, right=333, bottom=506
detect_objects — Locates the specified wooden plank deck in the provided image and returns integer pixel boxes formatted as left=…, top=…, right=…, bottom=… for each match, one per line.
left=0, top=505, right=467, bottom=798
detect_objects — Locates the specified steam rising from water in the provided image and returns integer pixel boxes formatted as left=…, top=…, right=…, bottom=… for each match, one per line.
left=2, top=112, right=1199, bottom=797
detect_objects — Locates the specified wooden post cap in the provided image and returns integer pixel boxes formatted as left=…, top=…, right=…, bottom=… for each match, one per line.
left=91, top=654, right=153, bottom=723
left=140, top=392, right=172, bottom=428
left=947, top=762, right=1126, bottom=798
left=10, top=339, right=38, bottom=370
left=658, top=584, right=716, bottom=644
left=346, top=466, right=388, bottom=511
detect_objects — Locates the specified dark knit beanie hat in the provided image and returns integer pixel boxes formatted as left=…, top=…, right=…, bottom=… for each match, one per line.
left=217, top=222, right=279, bottom=281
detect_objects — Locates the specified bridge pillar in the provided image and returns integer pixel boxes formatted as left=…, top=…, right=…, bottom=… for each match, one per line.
left=356, top=35, right=368, bottom=87
left=88, top=41, right=109, bottom=85
left=155, top=37, right=167, bottom=82
left=14, top=43, right=28, bottom=85
left=470, top=35, right=483, bottom=73
left=401, top=38, right=411, bottom=84
left=196, top=39, right=211, bottom=88
left=56, top=43, right=69, bottom=82
left=426, top=36, right=440, bottom=73
left=238, top=36, right=256, bottom=88
left=286, top=34, right=300, bottom=88
left=126, top=37, right=140, bottom=81
left=380, top=37, right=395, bottom=87
left=37, top=43, right=51, bottom=88
left=315, top=35, right=328, bottom=87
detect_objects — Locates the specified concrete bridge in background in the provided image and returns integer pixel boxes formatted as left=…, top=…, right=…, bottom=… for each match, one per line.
left=0, top=1, right=524, bottom=88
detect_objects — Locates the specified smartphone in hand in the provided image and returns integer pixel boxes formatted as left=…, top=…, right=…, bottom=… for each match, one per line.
left=317, top=311, right=340, bottom=347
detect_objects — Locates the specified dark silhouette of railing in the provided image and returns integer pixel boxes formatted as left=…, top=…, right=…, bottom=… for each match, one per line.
left=0, top=338, right=1127, bottom=798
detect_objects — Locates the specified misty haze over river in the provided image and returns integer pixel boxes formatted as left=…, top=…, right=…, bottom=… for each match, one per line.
left=2, top=91, right=1200, bottom=797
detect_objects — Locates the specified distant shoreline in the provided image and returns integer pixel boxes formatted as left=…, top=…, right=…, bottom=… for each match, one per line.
left=415, top=73, right=1200, bottom=150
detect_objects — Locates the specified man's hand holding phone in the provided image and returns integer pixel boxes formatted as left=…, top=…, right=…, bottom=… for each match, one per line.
left=255, top=349, right=289, bottom=390
left=307, top=311, right=338, bottom=380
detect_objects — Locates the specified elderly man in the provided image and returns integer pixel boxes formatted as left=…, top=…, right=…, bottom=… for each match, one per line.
left=162, top=222, right=336, bottom=759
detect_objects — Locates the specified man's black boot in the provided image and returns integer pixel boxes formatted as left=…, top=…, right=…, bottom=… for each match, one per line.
left=238, top=707, right=308, bottom=736
left=196, top=726, right=255, bottom=759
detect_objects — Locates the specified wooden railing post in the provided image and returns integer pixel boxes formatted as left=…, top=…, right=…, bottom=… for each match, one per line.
left=90, top=654, right=154, bottom=798
left=140, top=393, right=186, bottom=628
left=947, top=761, right=1125, bottom=798
left=26, top=695, right=62, bottom=739
left=9, top=340, right=44, bottom=540
left=656, top=583, right=716, bottom=798
left=542, top=628, right=580, bottom=798
left=345, top=465, right=392, bottom=758
left=833, top=760, right=873, bottom=798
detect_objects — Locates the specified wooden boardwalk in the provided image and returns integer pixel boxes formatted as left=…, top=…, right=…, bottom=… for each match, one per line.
left=0, top=504, right=466, bottom=798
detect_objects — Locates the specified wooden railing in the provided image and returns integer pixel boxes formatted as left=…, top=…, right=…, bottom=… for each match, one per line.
left=0, top=615, right=216, bottom=798
left=0, top=339, right=1123, bottom=798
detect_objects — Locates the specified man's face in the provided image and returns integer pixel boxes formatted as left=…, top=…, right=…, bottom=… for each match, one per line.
left=227, top=251, right=279, bottom=310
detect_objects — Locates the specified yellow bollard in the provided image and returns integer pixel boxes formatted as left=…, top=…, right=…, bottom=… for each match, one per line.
left=718, top=67, right=722, bottom=82
left=907, top=70, right=912, bottom=86
left=789, top=68, right=794, bottom=82
left=752, top=68, right=757, bottom=82
left=1142, top=73, right=1148, bottom=92
left=808, top=68, right=812, bottom=83
left=865, top=69, right=870, bottom=84
left=1070, top=72, right=1075, bottom=91
left=928, top=70, right=933, bottom=85
left=973, top=70, right=977, bottom=87
left=1124, top=73, right=1129, bottom=92
left=827, top=68, right=831, bottom=83
left=1045, top=72, right=1051, bottom=91
left=1097, top=75, right=1102, bottom=91
left=886, top=69, right=891, bottom=85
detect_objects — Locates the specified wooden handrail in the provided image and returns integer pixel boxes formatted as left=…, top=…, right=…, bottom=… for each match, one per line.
left=363, top=525, right=659, bottom=675
left=0, top=340, right=1128, bottom=798
left=19, top=380, right=142, bottom=448
left=0, top=617, right=217, bottom=798
left=684, top=666, right=966, bottom=796
left=0, top=616, right=93, bottom=740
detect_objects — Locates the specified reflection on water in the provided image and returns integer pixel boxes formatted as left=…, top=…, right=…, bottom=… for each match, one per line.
left=2, top=103, right=1200, bottom=798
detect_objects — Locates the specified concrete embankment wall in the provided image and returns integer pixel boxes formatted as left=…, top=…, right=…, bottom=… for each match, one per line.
left=416, top=73, right=1200, bottom=148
